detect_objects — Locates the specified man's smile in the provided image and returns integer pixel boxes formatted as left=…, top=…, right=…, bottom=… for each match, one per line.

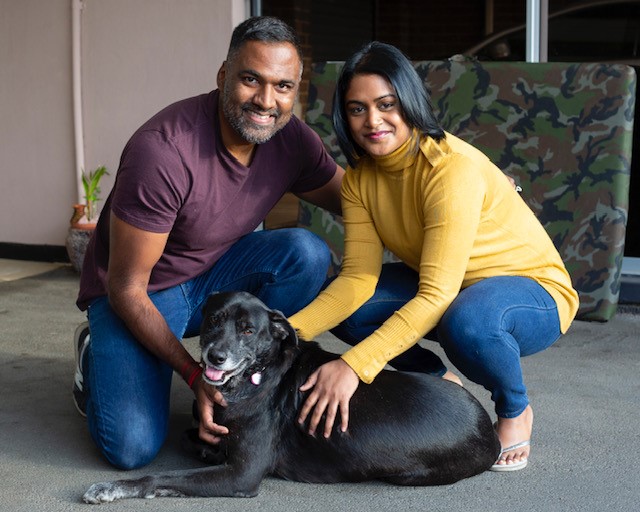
left=244, top=107, right=278, bottom=125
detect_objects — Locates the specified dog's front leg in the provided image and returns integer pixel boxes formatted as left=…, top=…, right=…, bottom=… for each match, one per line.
left=83, top=462, right=269, bottom=504
left=83, top=475, right=171, bottom=503
left=83, top=425, right=278, bottom=505
left=83, top=472, right=213, bottom=503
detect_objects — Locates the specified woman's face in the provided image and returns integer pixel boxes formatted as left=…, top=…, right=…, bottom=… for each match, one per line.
left=344, top=73, right=412, bottom=158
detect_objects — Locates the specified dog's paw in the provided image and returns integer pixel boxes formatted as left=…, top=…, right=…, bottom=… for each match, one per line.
left=83, top=481, right=127, bottom=504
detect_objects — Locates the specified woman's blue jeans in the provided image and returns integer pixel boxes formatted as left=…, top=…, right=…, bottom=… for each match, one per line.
left=330, top=263, right=562, bottom=419
left=84, top=228, right=330, bottom=470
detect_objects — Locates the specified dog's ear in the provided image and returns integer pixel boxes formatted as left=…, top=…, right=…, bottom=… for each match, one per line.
left=202, top=292, right=224, bottom=316
left=268, top=309, right=298, bottom=347
left=201, top=293, right=228, bottom=331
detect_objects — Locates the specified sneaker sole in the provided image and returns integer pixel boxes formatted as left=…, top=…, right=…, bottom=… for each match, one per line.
left=73, top=322, right=90, bottom=417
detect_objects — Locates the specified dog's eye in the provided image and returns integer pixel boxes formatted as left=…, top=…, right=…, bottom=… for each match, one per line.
left=210, top=312, right=225, bottom=326
left=241, top=328, right=254, bottom=336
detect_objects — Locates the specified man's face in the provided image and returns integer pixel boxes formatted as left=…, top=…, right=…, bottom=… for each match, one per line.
left=218, top=40, right=301, bottom=144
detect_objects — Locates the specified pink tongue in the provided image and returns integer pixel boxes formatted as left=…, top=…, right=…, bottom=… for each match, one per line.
left=205, top=367, right=225, bottom=381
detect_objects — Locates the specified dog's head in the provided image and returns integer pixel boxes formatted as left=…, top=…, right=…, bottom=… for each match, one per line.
left=199, top=291, right=298, bottom=391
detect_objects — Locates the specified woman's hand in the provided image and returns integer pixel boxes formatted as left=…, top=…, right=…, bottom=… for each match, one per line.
left=194, top=379, right=229, bottom=444
left=298, top=359, right=359, bottom=438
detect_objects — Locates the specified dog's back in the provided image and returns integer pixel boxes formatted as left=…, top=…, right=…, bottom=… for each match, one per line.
left=263, top=343, right=500, bottom=485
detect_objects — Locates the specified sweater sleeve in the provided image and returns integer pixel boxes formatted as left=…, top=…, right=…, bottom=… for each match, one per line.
left=341, top=154, right=486, bottom=383
left=288, top=171, right=384, bottom=341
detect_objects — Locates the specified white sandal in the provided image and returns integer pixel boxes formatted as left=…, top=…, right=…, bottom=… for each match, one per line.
left=490, top=440, right=530, bottom=472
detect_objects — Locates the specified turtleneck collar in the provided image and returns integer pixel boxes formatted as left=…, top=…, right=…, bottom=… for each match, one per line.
left=366, top=130, right=421, bottom=172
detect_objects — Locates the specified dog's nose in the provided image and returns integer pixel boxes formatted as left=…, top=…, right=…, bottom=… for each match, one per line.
left=207, top=349, right=227, bottom=366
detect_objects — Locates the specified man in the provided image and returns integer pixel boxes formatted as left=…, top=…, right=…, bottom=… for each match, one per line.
left=73, top=16, right=343, bottom=470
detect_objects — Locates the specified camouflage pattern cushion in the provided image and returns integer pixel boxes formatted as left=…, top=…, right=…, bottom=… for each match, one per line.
left=300, top=60, right=636, bottom=321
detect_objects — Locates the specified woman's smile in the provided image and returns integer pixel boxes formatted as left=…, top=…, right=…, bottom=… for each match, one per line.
left=366, top=130, right=391, bottom=140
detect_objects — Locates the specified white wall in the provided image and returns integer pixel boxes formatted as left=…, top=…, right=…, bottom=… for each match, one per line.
left=0, top=0, right=75, bottom=246
left=0, top=0, right=246, bottom=248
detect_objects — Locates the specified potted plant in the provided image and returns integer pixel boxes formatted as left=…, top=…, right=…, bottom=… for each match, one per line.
left=66, top=165, right=109, bottom=272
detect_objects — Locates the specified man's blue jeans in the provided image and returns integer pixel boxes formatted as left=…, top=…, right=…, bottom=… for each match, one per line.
left=330, top=263, right=562, bottom=419
left=84, top=228, right=330, bottom=470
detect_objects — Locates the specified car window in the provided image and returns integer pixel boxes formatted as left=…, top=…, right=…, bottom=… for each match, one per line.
left=471, top=2, right=640, bottom=64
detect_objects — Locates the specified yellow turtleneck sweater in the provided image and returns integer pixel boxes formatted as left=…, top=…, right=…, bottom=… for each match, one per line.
left=289, top=132, right=579, bottom=383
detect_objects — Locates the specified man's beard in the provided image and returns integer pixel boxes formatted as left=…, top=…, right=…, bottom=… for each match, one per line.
left=222, top=87, right=292, bottom=144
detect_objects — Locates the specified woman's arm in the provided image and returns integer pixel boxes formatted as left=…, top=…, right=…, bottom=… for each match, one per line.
left=288, top=174, right=384, bottom=339
left=341, top=154, right=485, bottom=382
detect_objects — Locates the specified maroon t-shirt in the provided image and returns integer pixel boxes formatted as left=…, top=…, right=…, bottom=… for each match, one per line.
left=77, top=90, right=336, bottom=310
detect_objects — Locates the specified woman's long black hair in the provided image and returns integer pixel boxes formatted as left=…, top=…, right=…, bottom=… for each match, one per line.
left=332, top=41, right=445, bottom=168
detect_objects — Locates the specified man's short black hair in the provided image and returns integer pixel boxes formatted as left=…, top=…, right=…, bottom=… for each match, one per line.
left=227, top=16, right=302, bottom=64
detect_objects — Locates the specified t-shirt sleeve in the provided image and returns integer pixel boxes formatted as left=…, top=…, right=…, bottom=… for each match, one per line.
left=287, top=119, right=337, bottom=194
left=110, top=130, right=187, bottom=233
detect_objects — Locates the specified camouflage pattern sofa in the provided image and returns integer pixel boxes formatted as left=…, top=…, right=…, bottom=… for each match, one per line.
left=299, top=60, right=636, bottom=321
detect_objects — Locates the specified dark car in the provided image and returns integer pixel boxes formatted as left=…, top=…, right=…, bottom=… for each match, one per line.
left=464, top=0, right=640, bottom=65
left=463, top=0, right=640, bottom=269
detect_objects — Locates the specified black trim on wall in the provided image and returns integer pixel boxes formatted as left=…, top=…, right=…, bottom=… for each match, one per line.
left=620, top=275, right=640, bottom=305
left=0, top=243, right=70, bottom=263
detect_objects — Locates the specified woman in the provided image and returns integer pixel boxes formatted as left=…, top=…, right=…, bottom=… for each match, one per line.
left=288, top=41, right=579, bottom=471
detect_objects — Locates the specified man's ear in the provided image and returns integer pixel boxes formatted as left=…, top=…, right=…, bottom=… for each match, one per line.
left=216, top=62, right=227, bottom=90
left=269, top=310, right=298, bottom=347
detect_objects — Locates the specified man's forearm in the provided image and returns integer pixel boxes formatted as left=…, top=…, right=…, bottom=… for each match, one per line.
left=108, top=287, right=197, bottom=379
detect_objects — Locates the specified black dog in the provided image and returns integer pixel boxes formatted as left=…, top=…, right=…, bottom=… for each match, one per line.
left=83, top=291, right=500, bottom=503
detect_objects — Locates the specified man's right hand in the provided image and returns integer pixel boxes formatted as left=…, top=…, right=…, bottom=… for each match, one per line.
left=195, top=379, right=229, bottom=444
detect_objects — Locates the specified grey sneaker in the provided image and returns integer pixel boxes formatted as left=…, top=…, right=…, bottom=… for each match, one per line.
left=73, top=322, right=90, bottom=417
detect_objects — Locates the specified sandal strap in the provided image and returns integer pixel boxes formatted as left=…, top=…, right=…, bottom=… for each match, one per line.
left=500, top=440, right=531, bottom=454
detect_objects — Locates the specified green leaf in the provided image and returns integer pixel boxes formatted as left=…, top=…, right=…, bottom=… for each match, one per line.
left=81, top=165, right=109, bottom=221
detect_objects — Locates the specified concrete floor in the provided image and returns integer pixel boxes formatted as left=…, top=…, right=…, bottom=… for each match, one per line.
left=1, top=266, right=639, bottom=511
